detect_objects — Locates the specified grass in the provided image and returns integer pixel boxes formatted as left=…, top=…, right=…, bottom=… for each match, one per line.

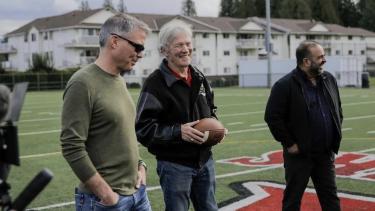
left=5, top=87, right=375, bottom=210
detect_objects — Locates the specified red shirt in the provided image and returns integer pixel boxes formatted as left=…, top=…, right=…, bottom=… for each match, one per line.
left=168, top=66, right=192, bottom=87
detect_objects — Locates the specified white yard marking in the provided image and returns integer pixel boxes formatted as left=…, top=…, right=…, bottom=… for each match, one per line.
left=21, top=152, right=61, bottom=159
left=229, top=127, right=268, bottom=134
left=342, top=101, right=375, bottom=106
left=345, top=115, right=375, bottom=121
left=227, top=122, right=244, bottom=126
left=367, top=131, right=375, bottom=134
left=220, top=111, right=264, bottom=117
left=342, top=128, right=352, bottom=131
left=251, top=123, right=267, bottom=127
left=19, top=129, right=60, bottom=136
left=20, top=117, right=59, bottom=123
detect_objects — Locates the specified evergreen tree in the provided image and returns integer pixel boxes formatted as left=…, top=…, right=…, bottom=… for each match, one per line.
left=338, top=0, right=361, bottom=27
left=181, top=0, right=197, bottom=16
left=358, top=0, right=375, bottom=32
left=79, top=0, right=90, bottom=11
left=310, top=0, right=340, bottom=23
left=236, top=0, right=257, bottom=18
left=103, top=0, right=115, bottom=10
left=219, top=0, right=236, bottom=17
left=117, top=0, right=127, bottom=13
left=278, top=0, right=312, bottom=19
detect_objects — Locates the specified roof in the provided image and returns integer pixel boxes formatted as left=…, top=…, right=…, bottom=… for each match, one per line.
left=7, top=8, right=104, bottom=35
left=6, top=9, right=375, bottom=37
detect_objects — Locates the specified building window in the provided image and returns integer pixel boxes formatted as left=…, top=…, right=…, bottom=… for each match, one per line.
left=224, top=50, right=230, bottom=56
left=335, top=50, right=340, bottom=55
left=143, top=50, right=151, bottom=57
left=306, top=35, right=315, bottom=40
left=203, top=67, right=211, bottom=74
left=348, top=35, right=352, bottom=40
left=44, top=32, right=48, bottom=40
left=31, top=33, right=36, bottom=42
left=348, top=50, right=353, bottom=55
left=143, top=69, right=151, bottom=75
left=202, top=33, right=209, bottom=38
left=360, top=36, right=365, bottom=40
left=224, top=67, right=231, bottom=73
left=24, top=34, right=28, bottom=42
left=223, top=33, right=229, bottom=39
left=361, top=50, right=365, bottom=55
left=203, top=50, right=210, bottom=56
left=88, top=29, right=94, bottom=36
left=295, top=35, right=301, bottom=39
left=49, top=31, right=53, bottom=40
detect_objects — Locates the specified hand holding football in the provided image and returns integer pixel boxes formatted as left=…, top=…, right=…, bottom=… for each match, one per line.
left=193, top=118, right=227, bottom=146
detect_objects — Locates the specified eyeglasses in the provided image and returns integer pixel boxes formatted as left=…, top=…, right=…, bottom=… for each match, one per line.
left=110, top=33, right=145, bottom=53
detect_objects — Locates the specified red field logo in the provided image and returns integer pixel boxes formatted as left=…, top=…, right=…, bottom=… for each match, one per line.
left=217, top=151, right=375, bottom=181
left=219, top=181, right=375, bottom=211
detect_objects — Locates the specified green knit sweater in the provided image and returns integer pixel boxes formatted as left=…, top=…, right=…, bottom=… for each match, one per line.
left=61, top=64, right=140, bottom=195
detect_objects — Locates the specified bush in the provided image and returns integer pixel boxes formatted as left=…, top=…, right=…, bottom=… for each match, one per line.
left=28, top=53, right=56, bottom=73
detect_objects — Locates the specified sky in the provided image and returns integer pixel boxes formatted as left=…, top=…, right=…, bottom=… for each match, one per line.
left=0, top=0, right=221, bottom=36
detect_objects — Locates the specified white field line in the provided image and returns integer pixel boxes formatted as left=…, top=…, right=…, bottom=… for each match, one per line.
left=345, top=115, right=375, bottom=121
left=227, top=122, right=244, bottom=126
left=20, top=117, right=59, bottom=123
left=218, top=102, right=264, bottom=107
left=367, top=131, right=375, bottom=134
left=342, top=128, right=352, bottom=131
left=220, top=111, right=264, bottom=117
left=250, top=123, right=267, bottom=127
left=358, top=148, right=375, bottom=153
left=21, top=152, right=61, bottom=159
left=342, top=101, right=375, bottom=106
left=19, top=129, right=60, bottom=136
left=228, top=127, right=268, bottom=134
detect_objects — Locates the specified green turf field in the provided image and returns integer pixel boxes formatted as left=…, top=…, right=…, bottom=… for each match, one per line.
left=6, top=86, right=375, bottom=210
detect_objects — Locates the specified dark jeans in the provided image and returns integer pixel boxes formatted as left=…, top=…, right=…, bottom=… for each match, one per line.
left=74, top=185, right=151, bottom=211
left=282, top=151, right=341, bottom=211
left=156, top=158, right=218, bottom=211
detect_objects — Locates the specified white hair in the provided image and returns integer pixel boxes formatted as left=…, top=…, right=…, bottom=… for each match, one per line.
left=158, top=19, right=193, bottom=52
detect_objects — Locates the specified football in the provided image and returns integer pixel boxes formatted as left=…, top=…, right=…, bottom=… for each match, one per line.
left=193, top=118, right=227, bottom=146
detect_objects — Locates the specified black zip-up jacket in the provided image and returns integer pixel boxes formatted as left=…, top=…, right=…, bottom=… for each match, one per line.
left=264, top=67, right=343, bottom=154
left=135, top=59, right=216, bottom=168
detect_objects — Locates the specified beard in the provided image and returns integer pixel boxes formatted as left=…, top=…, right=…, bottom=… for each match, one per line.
left=308, top=61, right=324, bottom=77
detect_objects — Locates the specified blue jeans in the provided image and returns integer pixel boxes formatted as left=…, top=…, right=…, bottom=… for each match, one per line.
left=156, top=158, right=218, bottom=211
left=74, top=185, right=151, bottom=211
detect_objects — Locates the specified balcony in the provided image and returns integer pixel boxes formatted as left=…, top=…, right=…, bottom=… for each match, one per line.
left=64, top=36, right=99, bottom=48
left=236, top=39, right=265, bottom=49
left=0, top=44, right=17, bottom=54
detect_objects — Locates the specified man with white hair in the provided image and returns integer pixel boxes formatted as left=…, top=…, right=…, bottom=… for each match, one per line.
left=61, top=13, right=151, bottom=211
left=136, top=20, right=218, bottom=211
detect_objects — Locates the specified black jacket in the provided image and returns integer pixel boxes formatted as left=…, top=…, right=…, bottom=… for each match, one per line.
left=135, top=59, right=216, bottom=168
left=264, top=68, right=343, bottom=154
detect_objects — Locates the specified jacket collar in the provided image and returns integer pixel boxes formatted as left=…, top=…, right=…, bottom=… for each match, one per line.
left=159, top=58, right=203, bottom=87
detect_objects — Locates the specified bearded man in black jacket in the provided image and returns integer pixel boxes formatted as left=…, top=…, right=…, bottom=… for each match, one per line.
left=265, top=40, right=343, bottom=211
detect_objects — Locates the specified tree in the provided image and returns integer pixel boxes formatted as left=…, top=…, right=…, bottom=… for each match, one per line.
left=103, top=0, right=115, bottom=10
left=279, top=0, right=312, bottom=19
left=219, top=0, right=236, bottom=17
left=338, top=0, right=361, bottom=27
left=117, top=0, right=127, bottom=13
left=310, top=0, right=340, bottom=23
left=79, top=0, right=90, bottom=11
left=181, top=0, right=197, bottom=16
left=358, top=0, right=375, bottom=32
left=236, top=0, right=257, bottom=18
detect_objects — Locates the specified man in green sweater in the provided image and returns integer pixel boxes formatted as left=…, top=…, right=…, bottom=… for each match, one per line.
left=60, top=13, right=151, bottom=210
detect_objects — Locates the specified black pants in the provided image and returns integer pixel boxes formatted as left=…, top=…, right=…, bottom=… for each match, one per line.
left=282, top=151, right=341, bottom=211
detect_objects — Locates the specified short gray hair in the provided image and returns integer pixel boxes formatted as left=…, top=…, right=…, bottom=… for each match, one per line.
left=158, top=19, right=193, bottom=51
left=99, top=13, right=151, bottom=47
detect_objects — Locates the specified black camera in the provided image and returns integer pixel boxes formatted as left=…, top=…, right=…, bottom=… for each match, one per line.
left=0, top=83, right=53, bottom=211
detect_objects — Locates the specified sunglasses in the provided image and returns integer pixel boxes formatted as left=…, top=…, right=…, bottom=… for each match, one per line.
left=110, top=33, right=145, bottom=53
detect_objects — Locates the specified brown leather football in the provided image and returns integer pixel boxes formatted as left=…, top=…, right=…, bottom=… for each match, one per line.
left=193, top=118, right=227, bottom=146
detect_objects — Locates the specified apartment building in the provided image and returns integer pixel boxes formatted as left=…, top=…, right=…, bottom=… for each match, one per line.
left=1, top=8, right=375, bottom=77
